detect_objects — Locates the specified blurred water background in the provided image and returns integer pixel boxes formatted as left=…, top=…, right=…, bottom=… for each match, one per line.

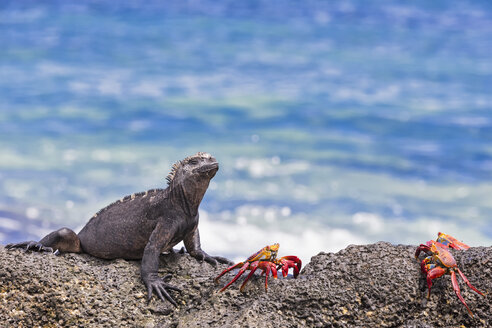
left=1, top=0, right=491, bottom=264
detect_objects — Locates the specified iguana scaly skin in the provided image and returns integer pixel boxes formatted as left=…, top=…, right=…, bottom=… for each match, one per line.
left=6, top=152, right=231, bottom=306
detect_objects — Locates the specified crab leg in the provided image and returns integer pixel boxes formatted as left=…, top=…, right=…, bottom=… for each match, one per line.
left=450, top=270, right=473, bottom=316
left=239, top=261, right=259, bottom=292
left=215, top=262, right=245, bottom=283
left=457, top=268, right=484, bottom=296
left=262, top=264, right=274, bottom=291
left=219, top=262, right=250, bottom=292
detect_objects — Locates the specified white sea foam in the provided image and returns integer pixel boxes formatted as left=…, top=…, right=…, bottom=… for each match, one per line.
left=131, top=81, right=164, bottom=97
left=197, top=207, right=492, bottom=266
left=234, top=157, right=309, bottom=178
left=38, top=62, right=73, bottom=76
left=198, top=210, right=368, bottom=265
left=69, top=81, right=91, bottom=93
left=91, top=149, right=112, bottom=162
left=0, top=217, right=22, bottom=230
left=25, top=207, right=40, bottom=219
left=98, top=79, right=122, bottom=96
left=451, top=116, right=490, bottom=127
left=0, top=8, right=45, bottom=23
left=352, top=212, right=384, bottom=234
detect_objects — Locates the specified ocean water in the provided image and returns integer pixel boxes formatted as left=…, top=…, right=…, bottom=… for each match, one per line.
left=1, top=0, right=491, bottom=265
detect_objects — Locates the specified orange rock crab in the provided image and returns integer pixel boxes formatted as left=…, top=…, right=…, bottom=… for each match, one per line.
left=215, top=243, right=301, bottom=292
left=415, top=232, right=484, bottom=316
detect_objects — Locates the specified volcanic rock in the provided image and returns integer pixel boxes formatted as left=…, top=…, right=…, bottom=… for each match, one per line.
left=1, top=242, right=490, bottom=327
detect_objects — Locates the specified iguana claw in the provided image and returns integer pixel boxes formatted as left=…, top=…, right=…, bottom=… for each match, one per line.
left=191, top=250, right=233, bottom=266
left=5, top=241, right=56, bottom=254
left=203, top=255, right=234, bottom=266
left=213, top=256, right=234, bottom=266
left=145, top=274, right=181, bottom=307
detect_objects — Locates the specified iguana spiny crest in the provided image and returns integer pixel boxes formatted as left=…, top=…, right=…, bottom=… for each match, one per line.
left=166, top=152, right=213, bottom=185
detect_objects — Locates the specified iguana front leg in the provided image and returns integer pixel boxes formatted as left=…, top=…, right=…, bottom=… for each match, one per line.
left=141, top=220, right=181, bottom=306
left=184, top=226, right=233, bottom=266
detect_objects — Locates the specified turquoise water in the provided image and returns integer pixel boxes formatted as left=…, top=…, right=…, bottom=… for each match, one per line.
left=1, top=1, right=491, bottom=263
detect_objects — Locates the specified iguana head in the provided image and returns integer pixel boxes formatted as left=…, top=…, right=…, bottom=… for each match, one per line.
left=166, top=152, right=219, bottom=188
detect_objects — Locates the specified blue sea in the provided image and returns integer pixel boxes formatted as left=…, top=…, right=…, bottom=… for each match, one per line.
left=1, top=1, right=491, bottom=264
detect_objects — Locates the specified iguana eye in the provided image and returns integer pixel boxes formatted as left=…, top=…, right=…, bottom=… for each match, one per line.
left=189, top=159, right=199, bottom=165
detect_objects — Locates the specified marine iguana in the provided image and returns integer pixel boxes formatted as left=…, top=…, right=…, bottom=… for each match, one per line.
left=6, top=152, right=231, bottom=306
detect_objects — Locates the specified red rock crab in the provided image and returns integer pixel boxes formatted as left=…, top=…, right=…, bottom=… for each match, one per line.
left=415, top=232, right=484, bottom=316
left=215, top=243, right=301, bottom=292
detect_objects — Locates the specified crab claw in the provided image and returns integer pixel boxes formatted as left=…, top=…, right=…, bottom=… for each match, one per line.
left=415, top=244, right=431, bottom=259
left=276, top=256, right=302, bottom=278
left=436, top=232, right=470, bottom=250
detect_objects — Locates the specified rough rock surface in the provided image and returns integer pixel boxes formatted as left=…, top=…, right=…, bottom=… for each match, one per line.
left=1, top=242, right=490, bottom=327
